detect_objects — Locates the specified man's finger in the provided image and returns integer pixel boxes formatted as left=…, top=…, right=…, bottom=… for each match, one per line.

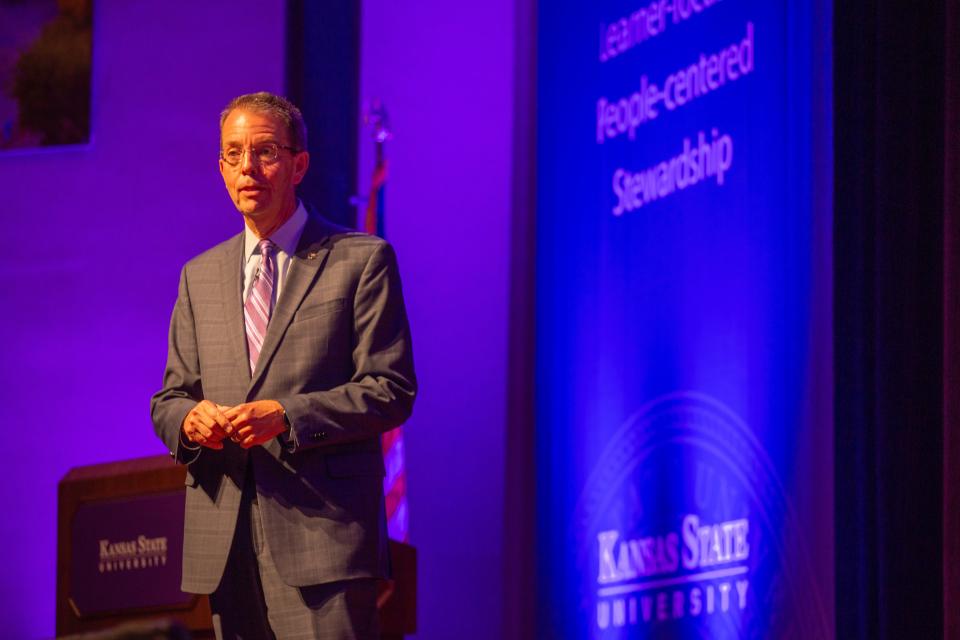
left=195, top=410, right=227, bottom=440
left=197, top=420, right=226, bottom=442
left=212, top=410, right=234, bottom=436
left=225, top=404, right=259, bottom=427
left=188, top=421, right=224, bottom=450
left=198, top=403, right=231, bottom=437
left=201, top=401, right=231, bottom=424
left=222, top=404, right=244, bottom=420
left=201, top=437, right=223, bottom=450
left=228, top=424, right=251, bottom=443
left=193, top=420, right=216, bottom=441
left=198, top=415, right=229, bottom=442
left=226, top=413, right=251, bottom=430
left=208, top=403, right=234, bottom=433
left=234, top=425, right=254, bottom=439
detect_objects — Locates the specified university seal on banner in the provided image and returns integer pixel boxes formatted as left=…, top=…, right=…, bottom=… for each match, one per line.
left=572, top=392, right=830, bottom=639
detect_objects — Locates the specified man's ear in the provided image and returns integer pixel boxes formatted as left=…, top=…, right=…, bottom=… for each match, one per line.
left=292, top=151, right=310, bottom=185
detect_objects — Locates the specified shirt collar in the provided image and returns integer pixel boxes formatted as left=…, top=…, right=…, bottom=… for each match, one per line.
left=243, top=200, right=308, bottom=259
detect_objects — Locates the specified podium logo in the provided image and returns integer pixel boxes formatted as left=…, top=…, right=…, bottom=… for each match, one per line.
left=98, top=535, right=168, bottom=573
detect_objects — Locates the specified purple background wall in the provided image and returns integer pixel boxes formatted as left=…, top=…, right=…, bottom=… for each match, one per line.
left=357, top=3, right=515, bottom=639
left=2, top=2, right=285, bottom=636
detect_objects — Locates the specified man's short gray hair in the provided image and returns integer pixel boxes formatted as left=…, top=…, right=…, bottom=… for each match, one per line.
left=219, top=92, right=308, bottom=151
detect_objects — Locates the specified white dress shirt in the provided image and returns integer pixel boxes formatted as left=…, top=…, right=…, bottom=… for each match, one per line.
left=242, top=201, right=308, bottom=306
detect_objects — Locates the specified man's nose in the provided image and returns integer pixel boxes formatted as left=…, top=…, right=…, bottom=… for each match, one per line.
left=240, top=149, right=259, bottom=174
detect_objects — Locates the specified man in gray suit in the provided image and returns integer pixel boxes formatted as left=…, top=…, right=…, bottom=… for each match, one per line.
left=151, top=92, right=416, bottom=639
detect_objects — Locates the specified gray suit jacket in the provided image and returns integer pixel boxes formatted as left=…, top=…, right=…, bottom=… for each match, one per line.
left=150, top=213, right=416, bottom=594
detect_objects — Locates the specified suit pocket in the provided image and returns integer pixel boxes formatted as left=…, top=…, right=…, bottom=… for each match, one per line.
left=325, top=451, right=386, bottom=478
left=293, top=298, right=346, bottom=323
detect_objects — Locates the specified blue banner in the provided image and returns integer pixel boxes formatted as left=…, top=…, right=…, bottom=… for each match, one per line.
left=536, top=1, right=834, bottom=637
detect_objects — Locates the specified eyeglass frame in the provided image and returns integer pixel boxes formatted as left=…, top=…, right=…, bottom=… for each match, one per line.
left=219, top=142, right=301, bottom=167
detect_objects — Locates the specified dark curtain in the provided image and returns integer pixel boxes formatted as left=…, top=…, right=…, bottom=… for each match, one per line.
left=943, top=0, right=960, bottom=637
left=286, top=0, right=360, bottom=228
left=502, top=0, right=538, bottom=637
left=834, top=0, right=950, bottom=637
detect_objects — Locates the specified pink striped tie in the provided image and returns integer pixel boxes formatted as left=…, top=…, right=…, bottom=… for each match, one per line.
left=244, top=239, right=276, bottom=374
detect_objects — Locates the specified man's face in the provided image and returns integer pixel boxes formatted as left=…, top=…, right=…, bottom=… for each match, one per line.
left=219, top=108, right=309, bottom=226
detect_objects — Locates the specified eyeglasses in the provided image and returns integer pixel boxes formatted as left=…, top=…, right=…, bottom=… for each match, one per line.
left=220, top=143, right=299, bottom=167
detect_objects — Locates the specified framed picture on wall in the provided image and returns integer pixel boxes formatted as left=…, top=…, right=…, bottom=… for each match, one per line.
left=0, top=0, right=92, bottom=150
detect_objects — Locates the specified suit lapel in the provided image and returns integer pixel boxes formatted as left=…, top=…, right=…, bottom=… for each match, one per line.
left=219, top=233, right=251, bottom=385
left=247, top=215, right=335, bottom=393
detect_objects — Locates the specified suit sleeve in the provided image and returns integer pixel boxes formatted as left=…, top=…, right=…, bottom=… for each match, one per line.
left=150, top=266, right=204, bottom=464
left=278, top=241, right=417, bottom=451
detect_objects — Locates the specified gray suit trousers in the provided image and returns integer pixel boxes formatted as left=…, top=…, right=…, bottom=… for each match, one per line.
left=210, top=467, right=380, bottom=640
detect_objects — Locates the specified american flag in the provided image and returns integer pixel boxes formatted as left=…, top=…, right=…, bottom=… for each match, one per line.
left=363, top=102, right=408, bottom=542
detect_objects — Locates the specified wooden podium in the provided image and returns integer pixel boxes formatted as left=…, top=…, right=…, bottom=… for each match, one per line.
left=57, top=455, right=416, bottom=639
